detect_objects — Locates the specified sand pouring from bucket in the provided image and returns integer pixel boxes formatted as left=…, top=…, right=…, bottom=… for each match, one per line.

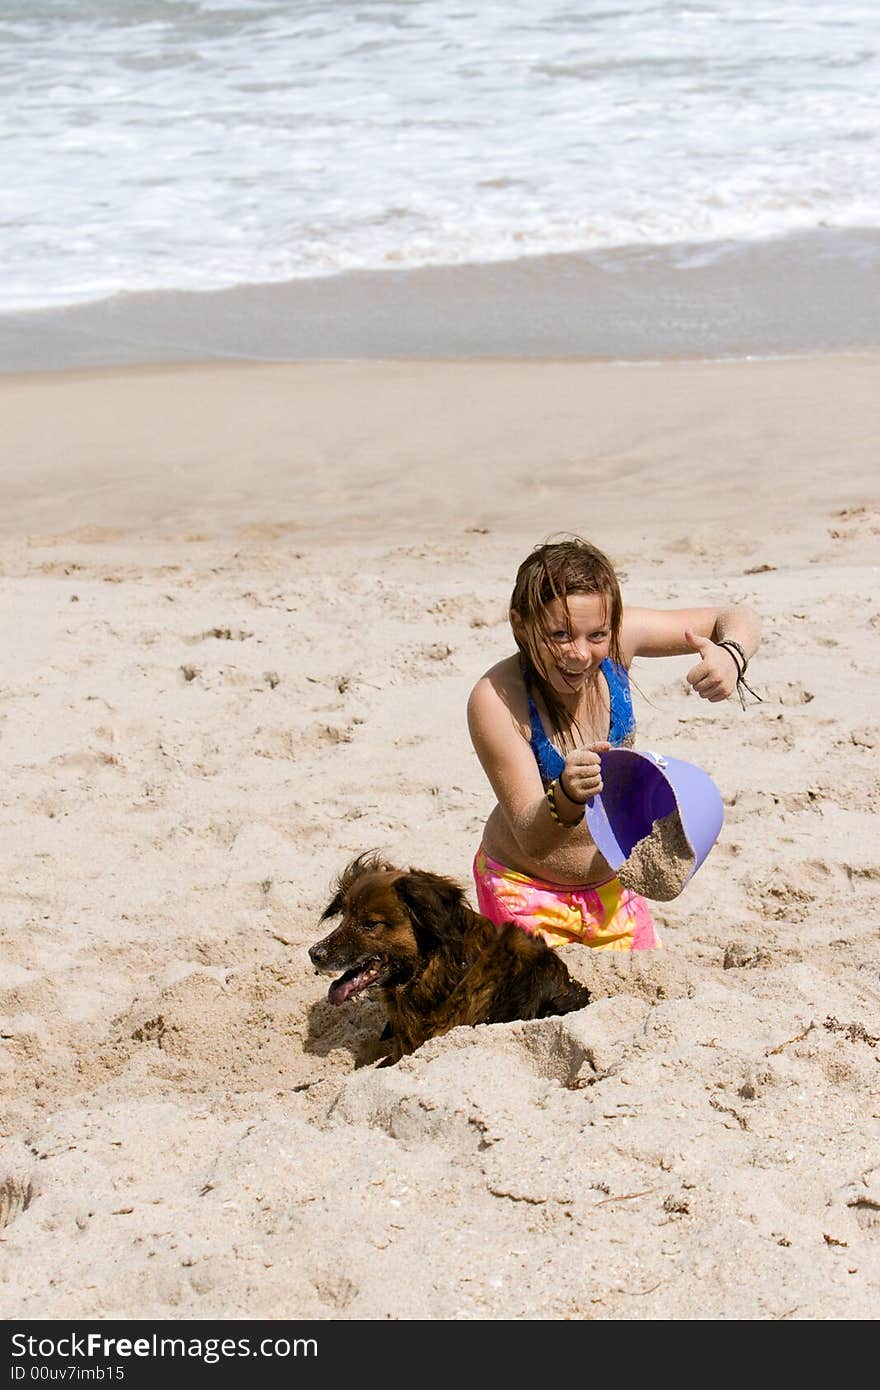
left=584, top=748, right=724, bottom=901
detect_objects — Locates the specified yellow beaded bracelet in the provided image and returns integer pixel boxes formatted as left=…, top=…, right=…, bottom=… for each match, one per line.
left=546, top=778, right=581, bottom=830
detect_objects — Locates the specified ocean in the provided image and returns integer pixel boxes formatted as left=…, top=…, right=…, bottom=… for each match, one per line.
left=3, top=0, right=879, bottom=366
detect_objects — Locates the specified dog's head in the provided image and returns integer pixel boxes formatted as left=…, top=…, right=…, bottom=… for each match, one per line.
left=309, top=852, right=470, bottom=1006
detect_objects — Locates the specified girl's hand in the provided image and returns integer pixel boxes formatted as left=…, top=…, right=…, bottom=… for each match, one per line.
left=559, top=742, right=611, bottom=803
left=684, top=629, right=739, bottom=701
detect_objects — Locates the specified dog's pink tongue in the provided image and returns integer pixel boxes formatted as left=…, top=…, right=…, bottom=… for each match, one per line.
left=328, top=975, right=360, bottom=1006
left=328, top=964, right=379, bottom=1006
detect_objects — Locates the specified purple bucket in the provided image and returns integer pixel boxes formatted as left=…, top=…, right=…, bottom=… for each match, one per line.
left=585, top=748, right=724, bottom=896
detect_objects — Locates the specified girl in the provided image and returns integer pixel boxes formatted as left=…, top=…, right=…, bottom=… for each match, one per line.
left=467, top=537, right=761, bottom=951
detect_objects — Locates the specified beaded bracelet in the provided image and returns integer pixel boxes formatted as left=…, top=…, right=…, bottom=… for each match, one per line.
left=546, top=779, right=581, bottom=829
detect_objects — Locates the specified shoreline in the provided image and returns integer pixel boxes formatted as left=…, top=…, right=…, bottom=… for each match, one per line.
left=5, top=341, right=880, bottom=382
left=3, top=228, right=880, bottom=374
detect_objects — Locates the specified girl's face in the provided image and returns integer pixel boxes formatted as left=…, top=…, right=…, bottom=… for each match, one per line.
left=517, top=592, right=613, bottom=700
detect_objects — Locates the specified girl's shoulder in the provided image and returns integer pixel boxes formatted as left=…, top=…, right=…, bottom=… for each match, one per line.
left=467, top=655, right=531, bottom=739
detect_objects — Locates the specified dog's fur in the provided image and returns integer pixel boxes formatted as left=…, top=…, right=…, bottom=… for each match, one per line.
left=309, top=852, right=590, bottom=1063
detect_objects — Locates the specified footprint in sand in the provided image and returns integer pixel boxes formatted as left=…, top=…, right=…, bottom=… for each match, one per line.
left=760, top=681, right=814, bottom=706
left=183, top=627, right=254, bottom=644
left=758, top=880, right=816, bottom=923
left=394, top=643, right=457, bottom=681
left=27, top=526, right=125, bottom=549
left=850, top=726, right=879, bottom=749
left=312, top=1274, right=359, bottom=1314
left=236, top=521, right=303, bottom=541
left=49, top=750, right=121, bottom=773
left=828, top=504, right=880, bottom=540
left=842, top=1170, right=880, bottom=1233
left=665, top=531, right=754, bottom=559
left=254, top=724, right=357, bottom=760
left=426, top=594, right=505, bottom=628
left=723, top=943, right=772, bottom=970
left=33, top=559, right=84, bottom=576
left=0, top=1143, right=37, bottom=1230
left=179, top=664, right=270, bottom=690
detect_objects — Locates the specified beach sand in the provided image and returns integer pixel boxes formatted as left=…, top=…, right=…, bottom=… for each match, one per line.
left=1, top=354, right=879, bottom=1320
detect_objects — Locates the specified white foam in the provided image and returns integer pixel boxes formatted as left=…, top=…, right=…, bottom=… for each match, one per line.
left=2, top=0, right=879, bottom=310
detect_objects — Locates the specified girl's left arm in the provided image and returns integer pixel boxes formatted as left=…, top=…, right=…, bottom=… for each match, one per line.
left=622, top=604, right=762, bottom=702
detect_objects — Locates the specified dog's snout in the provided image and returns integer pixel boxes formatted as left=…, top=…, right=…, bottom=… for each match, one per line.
left=308, top=940, right=328, bottom=967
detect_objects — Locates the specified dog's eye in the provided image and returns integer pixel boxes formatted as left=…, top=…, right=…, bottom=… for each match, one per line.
left=365, top=917, right=385, bottom=931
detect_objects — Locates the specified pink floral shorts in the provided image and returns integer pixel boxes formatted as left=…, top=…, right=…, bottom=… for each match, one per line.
left=473, top=846, right=660, bottom=952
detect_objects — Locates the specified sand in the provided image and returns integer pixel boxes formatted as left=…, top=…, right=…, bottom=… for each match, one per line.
left=617, top=811, right=696, bottom=901
left=1, top=355, right=879, bottom=1321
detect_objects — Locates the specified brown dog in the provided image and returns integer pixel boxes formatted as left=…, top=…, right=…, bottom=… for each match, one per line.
left=309, top=852, right=589, bottom=1063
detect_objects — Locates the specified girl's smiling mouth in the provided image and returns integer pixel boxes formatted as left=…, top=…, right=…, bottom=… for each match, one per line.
left=557, top=664, right=590, bottom=685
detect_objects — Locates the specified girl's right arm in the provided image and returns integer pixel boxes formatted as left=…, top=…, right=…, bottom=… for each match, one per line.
left=467, top=672, right=585, bottom=856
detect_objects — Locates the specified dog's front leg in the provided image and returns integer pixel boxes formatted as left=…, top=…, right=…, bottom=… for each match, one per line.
left=355, top=1034, right=396, bottom=1067
left=354, top=1020, right=400, bottom=1067
left=376, top=1035, right=405, bottom=1067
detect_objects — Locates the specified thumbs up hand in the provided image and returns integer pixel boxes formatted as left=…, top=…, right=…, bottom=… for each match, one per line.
left=684, top=629, right=740, bottom=702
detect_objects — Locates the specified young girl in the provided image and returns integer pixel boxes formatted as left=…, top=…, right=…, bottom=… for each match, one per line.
left=467, top=537, right=762, bottom=952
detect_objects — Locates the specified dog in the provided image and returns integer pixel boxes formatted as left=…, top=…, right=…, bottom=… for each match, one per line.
left=309, top=852, right=590, bottom=1063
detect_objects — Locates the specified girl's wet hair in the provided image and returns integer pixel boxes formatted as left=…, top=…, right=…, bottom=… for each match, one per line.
left=510, top=536, right=623, bottom=744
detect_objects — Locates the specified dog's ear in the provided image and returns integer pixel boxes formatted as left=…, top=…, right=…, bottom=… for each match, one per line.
left=394, top=870, right=469, bottom=940
left=319, top=850, right=397, bottom=921
left=319, top=888, right=345, bottom=923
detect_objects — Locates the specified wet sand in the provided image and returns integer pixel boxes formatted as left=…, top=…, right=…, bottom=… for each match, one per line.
left=3, top=227, right=880, bottom=372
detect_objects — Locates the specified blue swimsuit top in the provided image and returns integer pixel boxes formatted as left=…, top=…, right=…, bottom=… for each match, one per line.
left=524, top=660, right=636, bottom=788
